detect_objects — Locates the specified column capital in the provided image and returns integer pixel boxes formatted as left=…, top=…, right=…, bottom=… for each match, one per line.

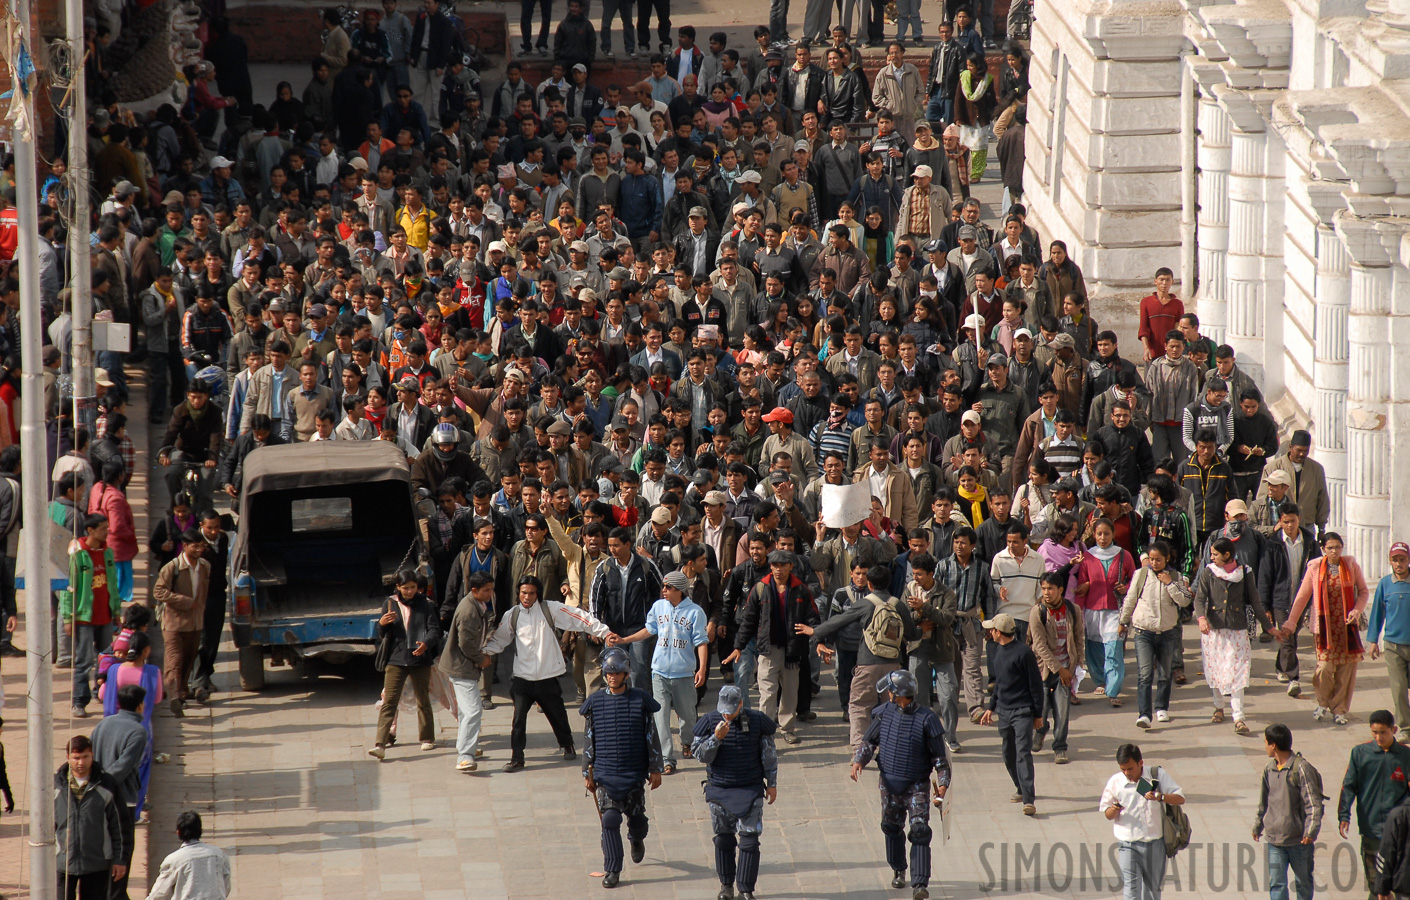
left=1337, top=214, right=1393, bottom=267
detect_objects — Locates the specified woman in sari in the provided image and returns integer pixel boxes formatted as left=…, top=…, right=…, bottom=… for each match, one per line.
left=1285, top=532, right=1369, bottom=725
left=100, top=631, right=162, bottom=816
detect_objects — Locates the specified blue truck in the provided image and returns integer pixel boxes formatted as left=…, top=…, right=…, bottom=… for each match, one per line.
left=228, top=441, right=430, bottom=690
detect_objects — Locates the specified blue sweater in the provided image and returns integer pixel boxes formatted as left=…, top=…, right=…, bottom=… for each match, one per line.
left=1368, top=575, right=1410, bottom=646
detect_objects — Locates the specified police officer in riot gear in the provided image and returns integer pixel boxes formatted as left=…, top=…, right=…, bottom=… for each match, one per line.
left=850, top=670, right=952, bottom=900
left=691, top=684, right=779, bottom=900
left=581, top=647, right=664, bottom=888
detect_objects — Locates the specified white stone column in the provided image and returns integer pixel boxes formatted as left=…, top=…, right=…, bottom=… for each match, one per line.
left=1387, top=228, right=1410, bottom=579
left=1196, top=95, right=1232, bottom=345
left=1312, top=224, right=1350, bottom=532
left=1226, top=127, right=1269, bottom=385
left=1337, top=216, right=1392, bottom=565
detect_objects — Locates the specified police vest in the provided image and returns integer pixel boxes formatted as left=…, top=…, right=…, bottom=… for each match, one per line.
left=876, top=702, right=938, bottom=793
left=585, top=687, right=653, bottom=794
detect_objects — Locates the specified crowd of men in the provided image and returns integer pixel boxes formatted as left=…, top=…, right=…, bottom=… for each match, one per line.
left=20, top=1, right=1410, bottom=898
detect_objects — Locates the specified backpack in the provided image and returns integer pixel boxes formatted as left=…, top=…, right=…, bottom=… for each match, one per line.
left=512, top=600, right=569, bottom=663
left=862, top=595, right=905, bottom=659
left=1150, top=766, right=1192, bottom=857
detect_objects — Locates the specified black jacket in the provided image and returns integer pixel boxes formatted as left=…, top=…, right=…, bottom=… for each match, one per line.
left=819, top=69, right=868, bottom=126
left=735, top=572, right=820, bottom=666
left=409, top=10, right=461, bottom=70
left=987, top=637, right=1044, bottom=717
left=162, top=400, right=224, bottom=462
left=1256, top=525, right=1321, bottom=615
left=217, top=430, right=288, bottom=493
left=1375, top=799, right=1410, bottom=897
left=1094, top=424, right=1155, bottom=498
left=377, top=592, right=443, bottom=667
left=925, top=41, right=963, bottom=100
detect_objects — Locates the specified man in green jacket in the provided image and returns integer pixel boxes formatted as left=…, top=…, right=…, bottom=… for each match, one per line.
left=60, top=514, right=118, bottom=719
left=1339, top=709, right=1410, bottom=900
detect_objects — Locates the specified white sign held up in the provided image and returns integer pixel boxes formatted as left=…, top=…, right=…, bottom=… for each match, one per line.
left=820, top=481, right=872, bottom=529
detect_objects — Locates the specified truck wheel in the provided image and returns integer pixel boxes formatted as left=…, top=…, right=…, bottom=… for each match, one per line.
left=238, top=647, right=265, bottom=691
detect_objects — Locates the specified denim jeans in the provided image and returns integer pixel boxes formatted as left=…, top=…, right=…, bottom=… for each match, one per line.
left=910, top=655, right=959, bottom=744
left=72, top=622, right=114, bottom=710
left=1133, top=627, right=1177, bottom=720
left=997, top=708, right=1035, bottom=803
left=600, top=0, right=635, bottom=51
left=1035, top=671, right=1071, bottom=752
left=925, top=92, right=953, bottom=127
left=734, top=637, right=758, bottom=708
left=652, top=672, right=699, bottom=765
left=448, top=675, right=485, bottom=764
left=894, top=0, right=921, bottom=39
left=768, top=0, right=791, bottom=40
left=1119, top=838, right=1166, bottom=900
left=1267, top=842, right=1314, bottom=900
left=1085, top=636, right=1126, bottom=698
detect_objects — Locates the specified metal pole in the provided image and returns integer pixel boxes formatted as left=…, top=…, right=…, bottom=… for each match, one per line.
left=13, top=0, right=56, bottom=893
left=66, top=0, right=92, bottom=433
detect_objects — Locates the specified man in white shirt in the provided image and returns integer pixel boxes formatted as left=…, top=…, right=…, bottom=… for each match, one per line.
left=481, top=574, right=618, bottom=771
left=1099, top=744, right=1186, bottom=899
left=146, top=811, right=230, bottom=900
left=990, top=523, right=1044, bottom=624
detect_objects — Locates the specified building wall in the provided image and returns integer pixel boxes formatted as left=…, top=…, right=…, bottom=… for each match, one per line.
left=1023, top=0, right=1410, bottom=576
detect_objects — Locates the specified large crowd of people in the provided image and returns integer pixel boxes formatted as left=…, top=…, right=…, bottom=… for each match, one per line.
left=7, top=1, right=1410, bottom=898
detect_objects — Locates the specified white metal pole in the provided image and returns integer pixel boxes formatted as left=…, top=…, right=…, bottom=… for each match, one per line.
left=13, top=0, right=56, bottom=894
left=66, top=0, right=92, bottom=432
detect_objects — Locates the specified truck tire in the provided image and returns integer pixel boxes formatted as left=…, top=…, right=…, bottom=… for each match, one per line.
left=238, top=646, right=265, bottom=691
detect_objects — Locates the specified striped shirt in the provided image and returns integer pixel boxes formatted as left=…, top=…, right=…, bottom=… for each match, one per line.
left=811, top=420, right=856, bottom=467
left=1037, top=435, right=1083, bottom=477
left=936, top=554, right=995, bottom=616
left=990, top=547, right=1044, bottom=621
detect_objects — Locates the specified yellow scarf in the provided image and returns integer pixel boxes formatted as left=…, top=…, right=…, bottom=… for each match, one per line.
left=957, top=483, right=988, bottom=527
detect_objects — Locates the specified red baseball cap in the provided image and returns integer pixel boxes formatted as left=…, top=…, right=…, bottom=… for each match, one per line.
left=761, top=407, right=794, bottom=424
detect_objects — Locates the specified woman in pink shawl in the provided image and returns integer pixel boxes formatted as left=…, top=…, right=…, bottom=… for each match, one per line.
left=1286, top=532, right=1369, bottom=725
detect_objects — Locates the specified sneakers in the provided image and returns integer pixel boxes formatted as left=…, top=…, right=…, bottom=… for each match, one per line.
left=628, top=49, right=639, bottom=59
left=456, top=759, right=477, bottom=772
left=1312, top=706, right=1328, bottom=721
left=1009, top=792, right=1022, bottom=803
left=368, top=744, right=386, bottom=760
left=602, top=48, right=615, bottom=60
left=1032, top=731, right=1045, bottom=753
left=1287, top=681, right=1302, bottom=698
left=1333, top=713, right=1350, bottom=725
left=1136, top=716, right=1151, bottom=729
left=1155, top=710, right=1171, bottom=724
left=169, top=698, right=185, bottom=718
left=563, top=747, right=578, bottom=760
left=502, top=759, right=525, bottom=772
left=70, top=705, right=88, bottom=719
left=782, top=730, right=801, bottom=745
left=1054, top=750, right=1068, bottom=765
left=1022, top=803, right=1036, bottom=817
left=946, top=742, right=962, bottom=754
left=1276, top=672, right=1290, bottom=683
left=420, top=741, right=435, bottom=751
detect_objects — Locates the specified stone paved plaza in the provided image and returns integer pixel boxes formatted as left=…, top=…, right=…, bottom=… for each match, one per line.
left=138, top=640, right=1380, bottom=900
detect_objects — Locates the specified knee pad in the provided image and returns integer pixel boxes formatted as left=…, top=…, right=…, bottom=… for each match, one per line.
left=738, top=833, right=760, bottom=853
left=880, top=820, right=904, bottom=836
left=909, top=822, right=932, bottom=845
left=601, top=808, right=623, bottom=830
